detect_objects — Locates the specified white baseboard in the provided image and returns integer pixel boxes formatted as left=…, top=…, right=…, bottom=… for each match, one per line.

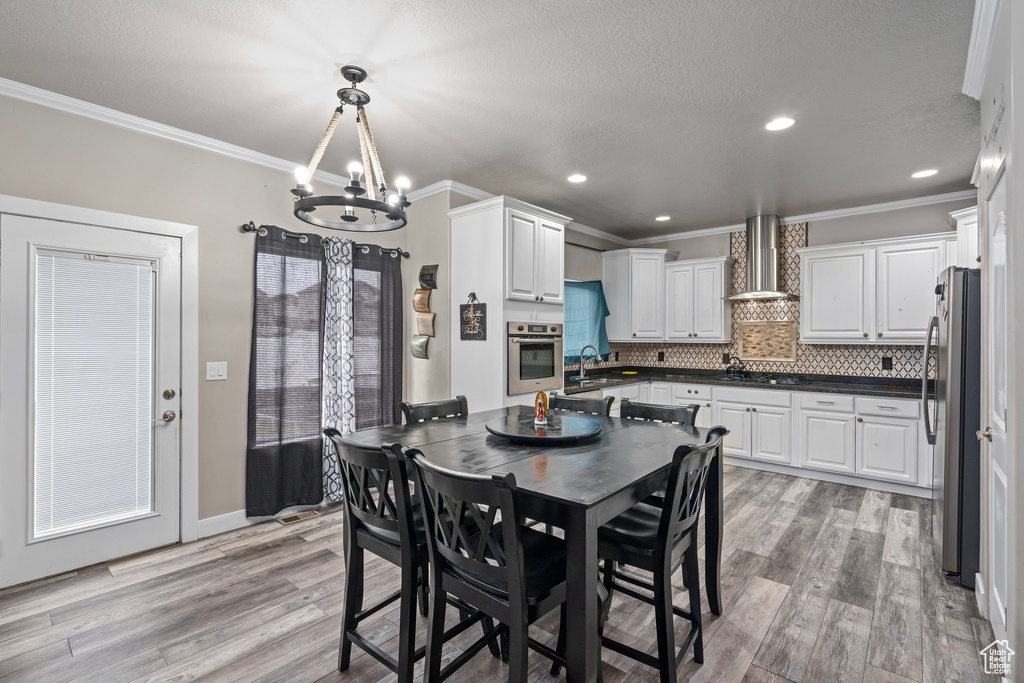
left=724, top=456, right=933, bottom=499
left=975, top=573, right=990, bottom=618
left=195, top=502, right=336, bottom=539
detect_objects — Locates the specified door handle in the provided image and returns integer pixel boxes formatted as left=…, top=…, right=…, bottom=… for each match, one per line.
left=155, top=410, right=176, bottom=424
left=977, top=427, right=993, bottom=442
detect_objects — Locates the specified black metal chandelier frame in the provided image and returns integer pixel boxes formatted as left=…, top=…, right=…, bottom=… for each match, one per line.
left=290, top=65, right=411, bottom=233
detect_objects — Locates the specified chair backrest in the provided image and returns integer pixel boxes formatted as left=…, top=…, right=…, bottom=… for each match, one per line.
left=323, top=428, right=417, bottom=547
left=392, top=443, right=528, bottom=606
left=550, top=394, right=614, bottom=416
left=400, top=395, right=469, bottom=424
left=658, top=426, right=729, bottom=555
left=620, top=399, right=700, bottom=426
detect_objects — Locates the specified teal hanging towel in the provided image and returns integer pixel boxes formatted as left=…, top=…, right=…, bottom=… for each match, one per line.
left=563, top=280, right=611, bottom=364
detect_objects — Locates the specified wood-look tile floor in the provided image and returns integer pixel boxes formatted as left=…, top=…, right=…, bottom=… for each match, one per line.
left=0, top=466, right=998, bottom=683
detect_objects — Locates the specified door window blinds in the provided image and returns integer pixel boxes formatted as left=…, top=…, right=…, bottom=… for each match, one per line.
left=34, top=251, right=155, bottom=538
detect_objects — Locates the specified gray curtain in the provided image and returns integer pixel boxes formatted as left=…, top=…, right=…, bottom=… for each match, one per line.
left=246, top=229, right=325, bottom=517
left=353, top=245, right=403, bottom=428
left=321, top=237, right=355, bottom=503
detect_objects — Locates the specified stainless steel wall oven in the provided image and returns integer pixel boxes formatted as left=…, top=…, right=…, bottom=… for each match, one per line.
left=507, top=321, right=563, bottom=395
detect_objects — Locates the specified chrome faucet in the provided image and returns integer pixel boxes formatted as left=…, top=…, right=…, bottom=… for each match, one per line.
left=579, top=345, right=601, bottom=380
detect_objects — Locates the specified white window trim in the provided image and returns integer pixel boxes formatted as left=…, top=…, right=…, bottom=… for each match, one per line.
left=0, top=193, right=200, bottom=542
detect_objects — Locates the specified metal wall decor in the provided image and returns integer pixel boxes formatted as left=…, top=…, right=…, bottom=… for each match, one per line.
left=460, top=292, right=486, bottom=341
left=289, top=65, right=412, bottom=233
left=410, top=335, right=429, bottom=359
left=418, top=264, right=438, bottom=290
left=411, top=266, right=438, bottom=358
left=412, top=288, right=431, bottom=312
left=416, top=312, right=436, bottom=337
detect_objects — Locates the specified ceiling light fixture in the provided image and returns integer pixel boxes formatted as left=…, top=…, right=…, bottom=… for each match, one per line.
left=656, top=216, right=671, bottom=222
left=290, top=65, right=411, bottom=232
left=911, top=169, right=938, bottom=178
left=567, top=174, right=587, bottom=183
left=765, top=117, right=796, bottom=131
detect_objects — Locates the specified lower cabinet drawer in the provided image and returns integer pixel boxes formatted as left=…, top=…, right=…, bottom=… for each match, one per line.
left=799, top=393, right=856, bottom=413
left=855, top=397, right=921, bottom=419
left=673, top=384, right=712, bottom=401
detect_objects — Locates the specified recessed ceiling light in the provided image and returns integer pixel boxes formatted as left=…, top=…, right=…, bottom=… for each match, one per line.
left=656, top=216, right=671, bottom=222
left=765, top=117, right=796, bottom=131
left=567, top=174, right=587, bottom=183
left=911, top=169, right=938, bottom=178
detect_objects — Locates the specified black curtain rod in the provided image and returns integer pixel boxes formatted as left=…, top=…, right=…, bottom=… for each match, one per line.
left=565, top=240, right=607, bottom=253
left=240, top=222, right=410, bottom=258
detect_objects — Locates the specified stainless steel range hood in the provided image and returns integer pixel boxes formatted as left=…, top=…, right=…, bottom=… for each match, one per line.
left=728, top=215, right=798, bottom=301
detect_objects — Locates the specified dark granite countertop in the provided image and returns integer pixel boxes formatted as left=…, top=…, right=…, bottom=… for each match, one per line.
left=562, top=366, right=929, bottom=400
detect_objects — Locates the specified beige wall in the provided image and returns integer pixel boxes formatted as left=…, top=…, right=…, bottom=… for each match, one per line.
left=0, top=95, right=420, bottom=520
left=564, top=229, right=624, bottom=281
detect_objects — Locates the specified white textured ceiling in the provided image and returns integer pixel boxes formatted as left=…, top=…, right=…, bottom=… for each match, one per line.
left=0, top=0, right=979, bottom=238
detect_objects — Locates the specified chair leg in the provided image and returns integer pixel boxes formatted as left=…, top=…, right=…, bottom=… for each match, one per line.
left=500, top=630, right=510, bottom=663
left=653, top=562, right=678, bottom=683
left=483, top=616, right=502, bottom=659
left=507, top=617, right=529, bottom=683
left=684, top=546, right=704, bottom=664
left=338, top=544, right=364, bottom=671
left=600, top=558, right=616, bottom=627
left=418, top=563, right=429, bottom=617
left=396, top=565, right=419, bottom=683
left=550, top=602, right=568, bottom=676
left=424, top=568, right=447, bottom=683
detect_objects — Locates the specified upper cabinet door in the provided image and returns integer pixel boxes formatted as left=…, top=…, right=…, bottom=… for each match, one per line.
left=665, top=264, right=694, bottom=339
left=630, top=252, right=665, bottom=338
left=800, top=249, right=872, bottom=342
left=535, top=221, right=564, bottom=305
left=505, top=210, right=539, bottom=302
left=693, top=260, right=729, bottom=341
left=875, top=240, right=944, bottom=343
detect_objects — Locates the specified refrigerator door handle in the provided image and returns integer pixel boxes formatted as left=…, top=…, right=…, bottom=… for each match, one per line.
left=923, top=315, right=938, bottom=445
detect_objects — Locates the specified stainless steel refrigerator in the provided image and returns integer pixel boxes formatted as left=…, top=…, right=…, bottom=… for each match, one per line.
left=926, top=266, right=981, bottom=588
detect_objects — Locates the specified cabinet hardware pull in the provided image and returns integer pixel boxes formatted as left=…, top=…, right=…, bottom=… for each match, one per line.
left=878, top=406, right=898, bottom=410
left=863, top=332, right=868, bottom=337
left=877, top=332, right=883, bottom=337
left=706, top=403, right=711, bottom=407
left=745, top=407, right=750, bottom=412
left=857, top=417, right=863, bottom=422
left=632, top=333, right=636, bottom=337
left=751, top=408, right=757, bottom=412
left=540, top=296, right=544, bottom=301
left=817, top=400, right=835, bottom=405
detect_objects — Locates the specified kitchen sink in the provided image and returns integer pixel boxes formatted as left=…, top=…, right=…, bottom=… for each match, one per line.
left=576, top=378, right=611, bottom=386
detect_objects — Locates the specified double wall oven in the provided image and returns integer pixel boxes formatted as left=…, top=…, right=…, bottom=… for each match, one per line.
left=507, top=321, right=563, bottom=395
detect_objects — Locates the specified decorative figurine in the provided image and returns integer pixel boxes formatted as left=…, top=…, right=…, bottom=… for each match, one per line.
left=534, top=391, right=548, bottom=426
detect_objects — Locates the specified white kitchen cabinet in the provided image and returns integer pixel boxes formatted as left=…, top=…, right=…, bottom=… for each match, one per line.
left=856, top=415, right=918, bottom=484
left=714, top=387, right=793, bottom=464
left=504, top=208, right=565, bottom=305
left=951, top=206, right=979, bottom=268
left=751, top=406, right=793, bottom=464
left=799, top=409, right=857, bottom=474
left=650, top=381, right=673, bottom=404
left=602, top=387, right=622, bottom=417
left=715, top=403, right=752, bottom=458
left=875, top=240, right=946, bottom=343
left=665, top=257, right=732, bottom=343
left=638, top=382, right=652, bottom=403
left=798, top=233, right=956, bottom=344
left=620, top=383, right=640, bottom=402
left=602, top=249, right=677, bottom=341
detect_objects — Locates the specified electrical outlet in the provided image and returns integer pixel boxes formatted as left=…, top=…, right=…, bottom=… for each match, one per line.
left=722, top=353, right=731, bottom=364
left=206, top=361, right=228, bottom=381
left=881, top=356, right=893, bottom=370
left=614, top=351, right=619, bottom=361
left=657, top=351, right=665, bottom=362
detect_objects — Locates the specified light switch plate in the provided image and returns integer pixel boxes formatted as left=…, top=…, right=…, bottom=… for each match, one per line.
left=206, top=361, right=228, bottom=381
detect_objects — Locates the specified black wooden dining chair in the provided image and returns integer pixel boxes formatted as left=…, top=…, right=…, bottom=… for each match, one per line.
left=593, top=427, right=728, bottom=682
left=323, top=430, right=499, bottom=682
left=400, top=395, right=469, bottom=424
left=549, top=394, right=614, bottom=416
left=395, top=443, right=570, bottom=682
left=619, top=399, right=700, bottom=426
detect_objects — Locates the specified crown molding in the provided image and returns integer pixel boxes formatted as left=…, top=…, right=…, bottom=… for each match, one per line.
left=627, top=222, right=744, bottom=245
left=565, top=222, right=630, bottom=246
left=962, top=0, right=1002, bottom=99
left=0, top=76, right=349, bottom=188
left=406, top=179, right=495, bottom=203
left=446, top=195, right=572, bottom=224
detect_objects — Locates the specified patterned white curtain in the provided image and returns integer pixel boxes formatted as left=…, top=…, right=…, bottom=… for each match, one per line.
left=322, top=237, right=356, bottom=502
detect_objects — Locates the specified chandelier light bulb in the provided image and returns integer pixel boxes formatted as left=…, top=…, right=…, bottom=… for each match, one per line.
left=387, top=193, right=400, bottom=206
left=347, top=161, right=364, bottom=180
left=395, top=176, right=411, bottom=191
left=294, top=166, right=311, bottom=185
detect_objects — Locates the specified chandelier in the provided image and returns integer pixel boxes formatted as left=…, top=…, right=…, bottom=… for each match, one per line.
left=290, top=65, right=411, bottom=232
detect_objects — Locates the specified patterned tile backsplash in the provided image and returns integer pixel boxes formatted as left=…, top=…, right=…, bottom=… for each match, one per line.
left=568, top=222, right=934, bottom=379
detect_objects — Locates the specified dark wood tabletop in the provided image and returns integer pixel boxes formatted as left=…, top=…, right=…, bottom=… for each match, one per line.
left=340, top=404, right=725, bottom=683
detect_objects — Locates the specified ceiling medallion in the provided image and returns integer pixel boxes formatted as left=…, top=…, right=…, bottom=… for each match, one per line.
left=290, top=65, right=411, bottom=232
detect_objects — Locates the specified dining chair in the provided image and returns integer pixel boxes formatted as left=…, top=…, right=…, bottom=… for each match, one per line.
left=400, top=395, right=469, bottom=424
left=549, top=394, right=615, bottom=416
left=395, top=443, right=570, bottom=682
left=619, top=399, right=700, bottom=426
left=592, top=427, right=728, bottom=682
left=323, top=430, right=499, bottom=682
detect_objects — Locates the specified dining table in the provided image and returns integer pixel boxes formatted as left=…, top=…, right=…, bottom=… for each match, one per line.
left=339, top=404, right=725, bottom=683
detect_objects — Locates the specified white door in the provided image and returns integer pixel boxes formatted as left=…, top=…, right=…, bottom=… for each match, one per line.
left=630, top=253, right=664, bottom=339
left=875, top=240, right=945, bottom=343
left=856, top=416, right=917, bottom=484
left=983, top=176, right=1009, bottom=637
left=665, top=264, right=694, bottom=339
left=535, top=221, right=564, bottom=304
left=693, top=261, right=725, bottom=340
left=751, top=406, right=792, bottom=464
left=801, top=250, right=871, bottom=342
left=799, top=410, right=856, bottom=474
left=0, top=215, right=181, bottom=587
left=715, top=402, right=752, bottom=458
left=505, top=210, right=538, bottom=302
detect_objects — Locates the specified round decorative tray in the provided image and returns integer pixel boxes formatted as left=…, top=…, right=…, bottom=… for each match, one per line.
left=485, top=413, right=602, bottom=445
